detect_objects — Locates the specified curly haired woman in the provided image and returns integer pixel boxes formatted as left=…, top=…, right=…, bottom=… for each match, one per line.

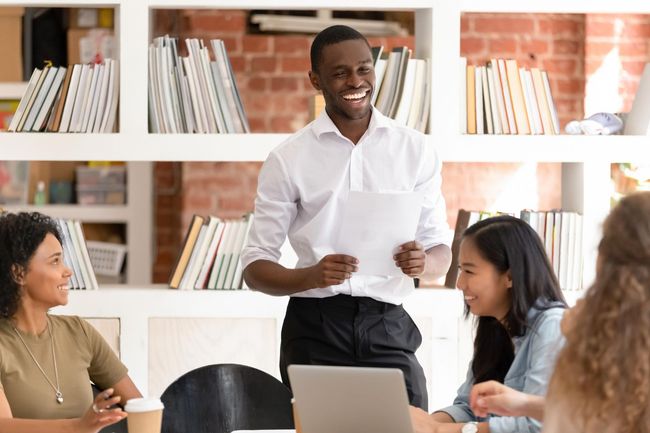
left=544, top=191, right=650, bottom=433
left=0, top=212, right=142, bottom=433
left=469, top=191, right=650, bottom=433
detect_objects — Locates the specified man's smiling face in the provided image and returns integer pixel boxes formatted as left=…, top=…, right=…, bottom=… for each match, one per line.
left=309, top=39, right=375, bottom=123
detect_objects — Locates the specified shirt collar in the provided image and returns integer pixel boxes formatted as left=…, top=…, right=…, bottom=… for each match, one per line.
left=526, top=298, right=566, bottom=326
left=311, top=106, right=392, bottom=140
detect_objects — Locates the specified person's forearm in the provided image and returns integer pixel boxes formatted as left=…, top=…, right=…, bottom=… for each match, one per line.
left=243, top=260, right=314, bottom=296
left=422, top=244, right=452, bottom=280
left=0, top=418, right=78, bottom=433
left=522, top=394, right=545, bottom=421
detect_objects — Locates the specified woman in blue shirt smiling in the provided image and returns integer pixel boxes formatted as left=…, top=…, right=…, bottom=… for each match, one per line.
left=411, top=215, right=567, bottom=433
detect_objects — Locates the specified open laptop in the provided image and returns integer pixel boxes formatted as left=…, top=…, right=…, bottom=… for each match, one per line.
left=287, top=365, right=415, bottom=433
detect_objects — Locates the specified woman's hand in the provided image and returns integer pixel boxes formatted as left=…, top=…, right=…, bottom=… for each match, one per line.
left=470, top=381, right=533, bottom=418
left=76, top=388, right=127, bottom=433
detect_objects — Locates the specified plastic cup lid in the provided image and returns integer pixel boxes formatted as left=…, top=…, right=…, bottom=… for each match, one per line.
left=124, top=398, right=164, bottom=412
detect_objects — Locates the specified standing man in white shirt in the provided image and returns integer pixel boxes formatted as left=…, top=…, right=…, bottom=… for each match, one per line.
left=241, top=25, right=452, bottom=409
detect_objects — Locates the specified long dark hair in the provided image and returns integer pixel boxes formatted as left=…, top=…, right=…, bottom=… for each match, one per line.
left=0, top=212, right=61, bottom=318
left=463, top=215, right=566, bottom=384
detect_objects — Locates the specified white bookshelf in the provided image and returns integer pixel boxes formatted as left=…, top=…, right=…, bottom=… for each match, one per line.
left=460, top=0, right=650, bottom=14
left=0, top=161, right=152, bottom=284
left=2, top=203, right=133, bottom=221
left=53, top=287, right=472, bottom=411
left=0, top=82, right=27, bottom=99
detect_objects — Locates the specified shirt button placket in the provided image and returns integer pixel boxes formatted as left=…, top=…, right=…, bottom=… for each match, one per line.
left=349, top=144, right=363, bottom=192
left=348, top=144, right=363, bottom=297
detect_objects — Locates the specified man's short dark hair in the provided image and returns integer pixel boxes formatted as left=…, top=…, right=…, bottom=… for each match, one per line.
left=310, top=25, right=370, bottom=72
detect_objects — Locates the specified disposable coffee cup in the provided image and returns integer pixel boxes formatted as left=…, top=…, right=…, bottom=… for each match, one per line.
left=124, top=398, right=164, bottom=433
left=291, top=398, right=302, bottom=433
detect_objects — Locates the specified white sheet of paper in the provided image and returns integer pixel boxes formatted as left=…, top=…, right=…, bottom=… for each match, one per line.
left=336, top=191, right=423, bottom=277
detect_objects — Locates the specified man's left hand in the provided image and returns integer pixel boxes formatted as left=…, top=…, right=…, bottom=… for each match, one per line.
left=394, top=241, right=426, bottom=277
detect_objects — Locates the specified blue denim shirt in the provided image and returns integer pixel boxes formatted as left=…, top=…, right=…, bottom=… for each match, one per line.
left=438, top=304, right=565, bottom=433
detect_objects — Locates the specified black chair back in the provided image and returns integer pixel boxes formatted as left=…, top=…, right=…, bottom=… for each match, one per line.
left=160, top=363, right=294, bottom=433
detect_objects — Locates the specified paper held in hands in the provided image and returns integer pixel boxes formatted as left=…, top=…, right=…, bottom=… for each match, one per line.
left=336, top=191, right=423, bottom=277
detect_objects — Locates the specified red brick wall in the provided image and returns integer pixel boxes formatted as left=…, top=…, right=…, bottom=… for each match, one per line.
left=461, top=13, right=585, bottom=128
left=151, top=10, right=649, bottom=283
left=153, top=162, right=183, bottom=282
left=585, top=14, right=650, bottom=113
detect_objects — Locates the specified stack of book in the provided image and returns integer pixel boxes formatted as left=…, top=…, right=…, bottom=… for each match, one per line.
left=8, top=59, right=119, bottom=133
left=149, top=35, right=249, bottom=134
left=169, top=214, right=254, bottom=290
left=372, top=46, right=432, bottom=133
left=56, top=218, right=99, bottom=290
left=460, top=58, right=560, bottom=135
left=446, top=209, right=582, bottom=291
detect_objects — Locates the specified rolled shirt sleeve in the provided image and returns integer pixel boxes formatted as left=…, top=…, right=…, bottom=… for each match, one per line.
left=240, top=151, right=298, bottom=270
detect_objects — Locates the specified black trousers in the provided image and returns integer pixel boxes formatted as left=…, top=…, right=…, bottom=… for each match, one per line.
left=279, top=294, right=428, bottom=410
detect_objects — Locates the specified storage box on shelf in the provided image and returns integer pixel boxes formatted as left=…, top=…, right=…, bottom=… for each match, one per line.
left=87, top=240, right=127, bottom=284
left=76, top=165, right=127, bottom=204
left=0, top=7, right=24, bottom=82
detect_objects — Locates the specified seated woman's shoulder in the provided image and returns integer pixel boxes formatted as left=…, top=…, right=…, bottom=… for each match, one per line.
left=49, top=314, right=89, bottom=332
left=537, top=306, right=565, bottom=323
left=531, top=307, right=565, bottom=335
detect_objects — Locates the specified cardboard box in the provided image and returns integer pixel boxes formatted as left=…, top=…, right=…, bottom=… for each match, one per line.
left=69, top=8, right=114, bottom=29
left=67, top=28, right=115, bottom=64
left=0, top=7, right=25, bottom=81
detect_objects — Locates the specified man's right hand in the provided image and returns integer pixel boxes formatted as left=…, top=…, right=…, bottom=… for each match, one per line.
left=306, top=254, right=358, bottom=288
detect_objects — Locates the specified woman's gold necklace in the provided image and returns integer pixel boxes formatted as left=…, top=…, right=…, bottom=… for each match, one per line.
left=12, top=318, right=63, bottom=404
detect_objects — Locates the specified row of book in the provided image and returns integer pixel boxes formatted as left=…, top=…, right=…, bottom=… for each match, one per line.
left=372, top=46, right=431, bottom=133
left=56, top=218, right=99, bottom=290
left=149, top=36, right=249, bottom=134
left=446, top=209, right=583, bottom=291
left=169, top=214, right=253, bottom=290
left=8, top=59, right=119, bottom=133
left=461, top=58, right=560, bottom=135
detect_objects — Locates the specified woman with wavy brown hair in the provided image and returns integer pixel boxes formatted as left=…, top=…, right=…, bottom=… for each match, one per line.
left=543, top=190, right=650, bottom=433
left=469, top=191, right=650, bottom=433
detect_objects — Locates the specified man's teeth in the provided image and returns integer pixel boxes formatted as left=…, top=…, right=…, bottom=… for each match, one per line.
left=464, top=296, right=477, bottom=301
left=343, top=91, right=367, bottom=100
left=57, top=285, right=69, bottom=291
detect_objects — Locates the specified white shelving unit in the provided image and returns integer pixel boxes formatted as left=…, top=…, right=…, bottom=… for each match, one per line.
left=1, top=162, right=152, bottom=284
left=0, top=81, right=27, bottom=99
left=53, top=287, right=472, bottom=410
left=1, top=0, right=644, bottom=407
left=0, top=1, right=152, bottom=285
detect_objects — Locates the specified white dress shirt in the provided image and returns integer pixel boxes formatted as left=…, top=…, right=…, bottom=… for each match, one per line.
left=241, top=107, right=452, bottom=305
